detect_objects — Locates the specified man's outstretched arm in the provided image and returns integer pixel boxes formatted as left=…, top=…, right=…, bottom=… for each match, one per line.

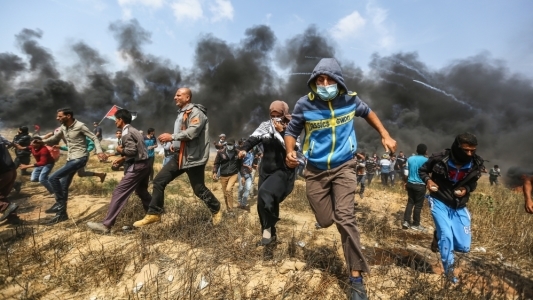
left=364, top=111, right=397, bottom=153
left=523, top=175, right=533, bottom=214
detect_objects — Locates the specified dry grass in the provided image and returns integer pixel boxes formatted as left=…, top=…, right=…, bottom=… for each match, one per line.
left=0, top=148, right=532, bottom=299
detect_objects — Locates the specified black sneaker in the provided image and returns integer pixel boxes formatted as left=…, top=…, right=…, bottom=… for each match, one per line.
left=45, top=213, right=69, bottom=225
left=45, top=203, right=60, bottom=214
left=13, top=182, right=22, bottom=193
left=0, top=203, right=19, bottom=222
left=350, top=280, right=369, bottom=300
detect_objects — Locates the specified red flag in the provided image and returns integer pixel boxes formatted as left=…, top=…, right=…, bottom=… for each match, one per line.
left=104, top=105, right=121, bottom=121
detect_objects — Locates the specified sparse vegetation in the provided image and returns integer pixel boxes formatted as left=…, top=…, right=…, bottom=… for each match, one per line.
left=0, top=145, right=532, bottom=299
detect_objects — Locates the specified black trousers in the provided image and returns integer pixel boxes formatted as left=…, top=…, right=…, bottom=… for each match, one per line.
left=257, top=169, right=295, bottom=237
left=381, top=173, right=389, bottom=186
left=148, top=156, right=155, bottom=181
left=403, top=182, right=427, bottom=226
left=356, top=174, right=366, bottom=194
left=147, top=155, right=220, bottom=215
left=366, top=173, right=374, bottom=186
left=14, top=156, right=31, bottom=175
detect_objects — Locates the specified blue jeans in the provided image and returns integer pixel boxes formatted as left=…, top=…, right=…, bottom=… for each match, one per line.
left=429, top=196, right=471, bottom=275
left=31, top=163, right=55, bottom=194
left=237, top=173, right=253, bottom=206
left=162, top=156, right=173, bottom=166
left=49, top=157, right=88, bottom=203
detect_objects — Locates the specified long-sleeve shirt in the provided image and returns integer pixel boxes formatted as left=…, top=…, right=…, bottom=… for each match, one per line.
left=60, top=137, right=95, bottom=152
left=29, top=146, right=55, bottom=167
left=43, top=119, right=103, bottom=161
left=120, top=124, right=148, bottom=162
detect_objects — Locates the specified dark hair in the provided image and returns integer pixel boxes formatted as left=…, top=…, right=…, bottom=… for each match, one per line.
left=57, top=107, right=74, bottom=118
left=456, top=132, right=478, bottom=146
left=19, top=126, right=29, bottom=134
left=416, top=144, right=428, bottom=155
left=116, top=129, right=122, bottom=133
left=494, top=165, right=499, bottom=168
left=32, top=136, right=42, bottom=141
left=226, top=139, right=236, bottom=145
left=147, top=128, right=155, bottom=134
left=114, top=109, right=132, bottom=124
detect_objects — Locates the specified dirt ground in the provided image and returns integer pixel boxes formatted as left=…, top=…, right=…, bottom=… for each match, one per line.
left=0, top=153, right=531, bottom=299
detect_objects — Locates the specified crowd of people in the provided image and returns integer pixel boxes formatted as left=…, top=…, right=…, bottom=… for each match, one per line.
left=1, top=58, right=532, bottom=300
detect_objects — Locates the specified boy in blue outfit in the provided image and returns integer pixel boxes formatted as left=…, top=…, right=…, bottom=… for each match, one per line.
left=402, top=144, right=428, bottom=231
left=144, top=128, right=158, bottom=181
left=418, top=133, right=484, bottom=282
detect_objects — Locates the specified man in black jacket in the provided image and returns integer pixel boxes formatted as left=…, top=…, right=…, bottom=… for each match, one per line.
left=0, top=135, right=20, bottom=223
left=419, top=132, right=484, bottom=283
left=12, top=126, right=32, bottom=175
left=213, top=139, right=241, bottom=211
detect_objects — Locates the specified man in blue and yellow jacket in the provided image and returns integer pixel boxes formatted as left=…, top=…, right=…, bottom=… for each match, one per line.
left=285, top=58, right=396, bottom=300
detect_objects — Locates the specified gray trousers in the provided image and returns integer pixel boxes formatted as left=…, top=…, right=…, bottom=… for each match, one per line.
left=305, top=159, right=370, bottom=274
left=102, top=160, right=152, bottom=227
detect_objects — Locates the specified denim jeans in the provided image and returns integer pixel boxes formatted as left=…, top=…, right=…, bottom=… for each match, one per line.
left=162, top=156, right=173, bottom=166
left=49, top=156, right=88, bottom=203
left=238, top=173, right=253, bottom=206
left=31, top=163, right=55, bottom=194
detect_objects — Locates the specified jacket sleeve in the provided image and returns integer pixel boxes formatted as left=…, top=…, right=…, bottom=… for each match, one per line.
left=464, top=160, right=484, bottom=193
left=285, top=100, right=305, bottom=139
left=173, top=107, right=206, bottom=141
left=122, top=134, right=138, bottom=157
left=464, top=181, right=477, bottom=193
left=213, top=152, right=221, bottom=174
left=418, top=156, right=436, bottom=184
left=81, top=125, right=103, bottom=154
left=43, top=131, right=63, bottom=146
left=241, top=136, right=262, bottom=153
left=354, top=96, right=371, bottom=118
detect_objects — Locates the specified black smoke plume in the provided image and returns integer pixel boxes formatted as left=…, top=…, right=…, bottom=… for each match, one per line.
left=0, top=20, right=532, bottom=171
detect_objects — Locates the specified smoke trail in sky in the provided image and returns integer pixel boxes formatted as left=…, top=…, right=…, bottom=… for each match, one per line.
left=412, top=79, right=475, bottom=110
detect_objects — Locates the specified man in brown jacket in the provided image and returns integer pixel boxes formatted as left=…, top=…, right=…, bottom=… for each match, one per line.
left=87, top=109, right=152, bottom=233
left=133, top=87, right=222, bottom=227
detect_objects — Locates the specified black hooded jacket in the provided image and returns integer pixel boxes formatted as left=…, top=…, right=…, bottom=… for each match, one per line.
left=418, top=149, right=484, bottom=209
left=213, top=149, right=242, bottom=176
left=13, top=133, right=31, bottom=157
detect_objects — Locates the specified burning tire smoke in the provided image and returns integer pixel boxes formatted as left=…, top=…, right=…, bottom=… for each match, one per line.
left=1, top=20, right=532, bottom=170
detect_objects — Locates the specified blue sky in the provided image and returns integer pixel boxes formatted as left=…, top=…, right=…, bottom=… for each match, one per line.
left=1, top=0, right=532, bottom=78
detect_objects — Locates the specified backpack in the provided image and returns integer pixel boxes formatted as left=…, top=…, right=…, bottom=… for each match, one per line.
left=46, top=145, right=61, bottom=161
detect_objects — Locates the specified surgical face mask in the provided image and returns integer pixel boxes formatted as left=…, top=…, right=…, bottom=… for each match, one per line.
left=316, top=83, right=338, bottom=101
left=226, top=145, right=234, bottom=151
